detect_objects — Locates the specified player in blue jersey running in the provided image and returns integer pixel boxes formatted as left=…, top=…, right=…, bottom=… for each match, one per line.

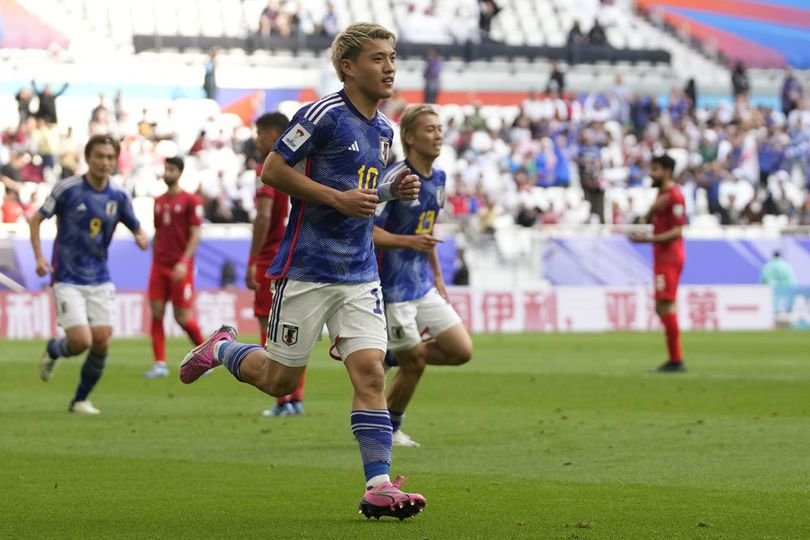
left=373, top=105, right=473, bottom=447
left=30, top=134, right=149, bottom=414
left=178, top=23, right=427, bottom=520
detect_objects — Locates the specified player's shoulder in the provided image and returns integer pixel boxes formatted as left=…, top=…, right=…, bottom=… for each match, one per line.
left=297, top=92, right=346, bottom=126
left=376, top=110, right=395, bottom=135
left=50, top=174, right=84, bottom=198
left=108, top=179, right=134, bottom=201
left=669, top=184, right=685, bottom=202
left=432, top=167, right=447, bottom=184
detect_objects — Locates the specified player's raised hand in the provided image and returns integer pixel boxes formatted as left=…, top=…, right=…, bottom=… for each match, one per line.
left=334, top=188, right=379, bottom=218
left=391, top=168, right=420, bottom=201
left=409, top=234, right=442, bottom=253
left=35, top=256, right=53, bottom=277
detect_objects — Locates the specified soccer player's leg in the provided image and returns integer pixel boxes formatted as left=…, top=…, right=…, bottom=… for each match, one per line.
left=41, top=283, right=92, bottom=381
left=254, top=270, right=304, bottom=416
left=384, top=301, right=425, bottom=446
left=179, top=278, right=310, bottom=398
left=416, top=289, right=473, bottom=367
left=171, top=273, right=204, bottom=346
left=146, top=265, right=171, bottom=378
left=330, top=283, right=426, bottom=518
left=654, top=264, right=685, bottom=372
left=69, top=283, right=115, bottom=414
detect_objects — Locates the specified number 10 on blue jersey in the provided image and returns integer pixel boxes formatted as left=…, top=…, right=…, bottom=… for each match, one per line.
left=357, top=165, right=379, bottom=189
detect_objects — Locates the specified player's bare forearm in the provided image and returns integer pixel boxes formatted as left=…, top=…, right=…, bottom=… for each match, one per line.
left=183, top=226, right=202, bottom=259
left=372, top=226, right=411, bottom=249
left=250, top=216, right=271, bottom=257
left=428, top=246, right=443, bottom=284
left=28, top=213, right=45, bottom=259
left=262, top=152, right=339, bottom=207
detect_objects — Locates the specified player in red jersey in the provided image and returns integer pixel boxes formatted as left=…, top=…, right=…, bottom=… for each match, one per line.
left=245, top=112, right=306, bottom=416
left=630, top=153, right=687, bottom=372
left=145, top=157, right=206, bottom=378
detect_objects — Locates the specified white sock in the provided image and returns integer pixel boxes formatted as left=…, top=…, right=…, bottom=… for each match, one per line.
left=366, top=474, right=391, bottom=489
left=213, top=341, right=225, bottom=361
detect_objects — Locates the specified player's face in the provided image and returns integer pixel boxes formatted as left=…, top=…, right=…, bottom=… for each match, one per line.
left=256, top=127, right=282, bottom=157
left=163, top=163, right=182, bottom=186
left=408, top=113, right=443, bottom=160
left=349, top=39, right=396, bottom=101
left=650, top=162, right=665, bottom=188
left=87, top=143, right=117, bottom=180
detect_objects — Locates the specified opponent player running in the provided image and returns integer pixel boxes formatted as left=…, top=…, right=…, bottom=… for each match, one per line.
left=145, top=157, right=205, bottom=378
left=179, top=23, right=427, bottom=519
left=32, top=134, right=149, bottom=413
left=374, top=105, right=473, bottom=447
left=245, top=112, right=307, bottom=417
left=630, top=153, right=687, bottom=372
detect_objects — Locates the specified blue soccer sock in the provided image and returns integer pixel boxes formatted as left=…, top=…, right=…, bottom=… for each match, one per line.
left=72, top=351, right=106, bottom=403
left=216, top=341, right=262, bottom=382
left=47, top=337, right=77, bottom=360
left=351, top=409, right=392, bottom=488
left=388, top=409, right=404, bottom=432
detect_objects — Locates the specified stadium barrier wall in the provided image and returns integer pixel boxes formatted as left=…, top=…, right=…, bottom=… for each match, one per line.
left=0, top=285, right=781, bottom=340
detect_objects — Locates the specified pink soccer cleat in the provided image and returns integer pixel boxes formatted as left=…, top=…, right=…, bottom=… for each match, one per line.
left=179, top=325, right=237, bottom=384
left=359, top=475, right=426, bottom=520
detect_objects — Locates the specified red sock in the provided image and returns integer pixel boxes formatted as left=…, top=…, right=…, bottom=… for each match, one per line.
left=660, top=312, right=682, bottom=363
left=181, top=319, right=205, bottom=346
left=290, top=370, right=305, bottom=402
left=151, top=317, right=165, bottom=363
left=260, top=324, right=267, bottom=348
left=276, top=372, right=306, bottom=405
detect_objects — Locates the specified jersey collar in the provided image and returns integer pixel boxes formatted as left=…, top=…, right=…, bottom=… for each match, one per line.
left=339, top=89, right=378, bottom=125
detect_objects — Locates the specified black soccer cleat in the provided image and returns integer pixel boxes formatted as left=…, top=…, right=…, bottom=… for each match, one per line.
left=655, top=360, right=687, bottom=373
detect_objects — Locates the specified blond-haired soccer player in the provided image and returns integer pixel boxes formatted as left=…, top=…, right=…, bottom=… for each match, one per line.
left=374, top=105, right=473, bottom=447
left=179, top=23, right=426, bottom=519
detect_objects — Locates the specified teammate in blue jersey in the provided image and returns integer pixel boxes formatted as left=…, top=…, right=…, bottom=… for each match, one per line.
left=373, top=105, right=473, bottom=447
left=178, top=23, right=427, bottom=520
left=30, top=134, right=149, bottom=414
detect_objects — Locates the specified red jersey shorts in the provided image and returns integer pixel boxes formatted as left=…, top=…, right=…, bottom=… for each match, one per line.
left=148, top=264, right=195, bottom=309
left=654, top=261, right=683, bottom=302
left=253, top=261, right=274, bottom=318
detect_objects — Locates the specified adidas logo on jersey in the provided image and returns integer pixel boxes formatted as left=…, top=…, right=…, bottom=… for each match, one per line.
left=347, top=141, right=360, bottom=152
left=76, top=203, right=87, bottom=212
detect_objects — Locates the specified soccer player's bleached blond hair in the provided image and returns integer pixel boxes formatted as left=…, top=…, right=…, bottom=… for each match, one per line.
left=399, top=104, right=439, bottom=156
left=331, top=22, right=396, bottom=82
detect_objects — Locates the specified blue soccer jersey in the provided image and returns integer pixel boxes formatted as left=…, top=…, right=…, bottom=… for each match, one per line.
left=38, top=175, right=141, bottom=285
left=267, top=90, right=395, bottom=283
left=374, top=160, right=446, bottom=303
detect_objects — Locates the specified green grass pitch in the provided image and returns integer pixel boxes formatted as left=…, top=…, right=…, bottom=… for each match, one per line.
left=2, top=331, right=809, bottom=539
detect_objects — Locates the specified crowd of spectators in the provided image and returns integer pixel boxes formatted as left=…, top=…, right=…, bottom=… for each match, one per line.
left=431, top=72, right=810, bottom=233
left=3, top=70, right=810, bottom=233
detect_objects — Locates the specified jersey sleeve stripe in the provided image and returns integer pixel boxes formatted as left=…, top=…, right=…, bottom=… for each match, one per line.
left=378, top=110, right=395, bottom=131
left=381, top=162, right=407, bottom=184
left=50, top=177, right=82, bottom=198
left=304, top=94, right=342, bottom=121
left=312, top=103, right=345, bottom=125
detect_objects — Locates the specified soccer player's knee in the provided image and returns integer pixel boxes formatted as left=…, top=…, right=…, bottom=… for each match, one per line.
left=174, top=311, right=189, bottom=326
left=451, top=343, right=473, bottom=365
left=68, top=335, right=92, bottom=354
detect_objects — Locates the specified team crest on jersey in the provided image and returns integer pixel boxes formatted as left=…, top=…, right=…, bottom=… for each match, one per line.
left=105, top=201, right=117, bottom=216
left=281, top=323, right=299, bottom=346
left=379, top=137, right=391, bottom=164
left=436, top=187, right=445, bottom=207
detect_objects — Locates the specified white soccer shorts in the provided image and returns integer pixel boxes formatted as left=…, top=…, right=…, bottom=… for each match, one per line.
left=265, top=279, right=387, bottom=367
left=385, top=287, right=463, bottom=352
left=52, top=282, right=116, bottom=329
